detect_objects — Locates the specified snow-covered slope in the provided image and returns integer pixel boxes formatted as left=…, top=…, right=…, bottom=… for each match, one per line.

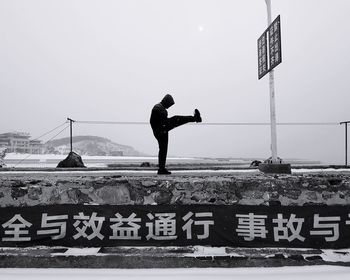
left=46, top=135, right=145, bottom=156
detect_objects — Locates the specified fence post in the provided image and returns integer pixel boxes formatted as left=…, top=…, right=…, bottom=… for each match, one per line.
left=340, top=121, right=349, bottom=166
left=67, top=118, right=75, bottom=153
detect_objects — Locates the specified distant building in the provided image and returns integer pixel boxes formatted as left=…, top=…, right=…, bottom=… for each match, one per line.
left=55, top=145, right=71, bottom=155
left=0, top=132, right=44, bottom=154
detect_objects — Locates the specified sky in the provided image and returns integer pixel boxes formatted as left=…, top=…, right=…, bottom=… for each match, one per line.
left=0, top=0, right=350, bottom=164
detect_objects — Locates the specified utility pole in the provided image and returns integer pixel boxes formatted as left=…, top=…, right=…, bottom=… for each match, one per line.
left=340, top=121, right=349, bottom=166
left=67, top=118, right=75, bottom=153
left=265, top=0, right=278, bottom=163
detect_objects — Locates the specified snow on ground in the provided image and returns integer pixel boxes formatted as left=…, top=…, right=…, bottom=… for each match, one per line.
left=3, top=153, right=228, bottom=168
left=0, top=266, right=349, bottom=280
left=56, top=247, right=101, bottom=256
left=293, top=168, right=350, bottom=173
left=0, top=169, right=260, bottom=175
left=1, top=168, right=350, bottom=176
left=3, top=153, right=161, bottom=161
left=320, top=249, right=350, bottom=263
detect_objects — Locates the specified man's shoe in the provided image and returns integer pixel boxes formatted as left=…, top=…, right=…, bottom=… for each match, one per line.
left=157, top=168, right=172, bottom=175
left=194, top=109, right=202, bottom=123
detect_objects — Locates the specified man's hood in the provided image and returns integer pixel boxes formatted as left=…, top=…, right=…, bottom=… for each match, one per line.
left=161, top=94, right=175, bottom=109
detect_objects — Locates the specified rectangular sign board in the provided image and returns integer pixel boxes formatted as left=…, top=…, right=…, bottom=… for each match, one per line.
left=258, top=15, right=282, bottom=79
left=258, top=31, right=269, bottom=79
left=269, top=15, right=282, bottom=70
left=1, top=204, right=350, bottom=249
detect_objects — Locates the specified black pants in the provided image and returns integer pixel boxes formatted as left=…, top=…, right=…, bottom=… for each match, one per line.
left=154, top=115, right=195, bottom=170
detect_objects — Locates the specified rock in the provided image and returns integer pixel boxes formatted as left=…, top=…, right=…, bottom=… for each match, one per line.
left=321, top=192, right=333, bottom=200
left=49, top=188, right=61, bottom=203
left=55, top=180, right=70, bottom=185
left=134, top=196, right=144, bottom=205
left=190, top=191, right=207, bottom=202
left=270, top=191, right=280, bottom=200
left=244, top=190, right=265, bottom=200
left=29, top=180, right=42, bottom=185
left=140, top=162, right=151, bottom=167
left=154, top=190, right=173, bottom=205
left=28, top=186, right=42, bottom=200
left=10, top=180, right=25, bottom=188
left=171, top=193, right=186, bottom=204
left=263, top=193, right=270, bottom=201
left=284, top=189, right=301, bottom=200
left=191, top=195, right=201, bottom=202
left=11, top=187, right=28, bottom=200
left=250, top=160, right=262, bottom=167
left=328, top=178, right=343, bottom=185
left=67, top=188, right=92, bottom=204
left=217, top=192, right=228, bottom=202
left=96, top=185, right=131, bottom=204
left=271, top=253, right=286, bottom=259
left=57, top=152, right=86, bottom=168
left=143, top=194, right=156, bottom=205
left=175, top=182, right=193, bottom=191
left=305, top=255, right=323, bottom=261
left=227, top=192, right=239, bottom=203
left=234, top=189, right=243, bottom=200
left=141, top=181, right=156, bottom=188
left=289, top=254, right=305, bottom=261
left=305, top=191, right=318, bottom=201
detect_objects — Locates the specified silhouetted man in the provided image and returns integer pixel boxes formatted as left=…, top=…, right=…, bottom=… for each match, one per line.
left=150, top=94, right=202, bottom=175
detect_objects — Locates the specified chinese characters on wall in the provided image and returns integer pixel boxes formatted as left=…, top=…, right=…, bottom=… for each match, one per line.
left=0, top=205, right=350, bottom=248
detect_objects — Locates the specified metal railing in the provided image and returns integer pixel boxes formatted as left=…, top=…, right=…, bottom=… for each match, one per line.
left=3, top=118, right=349, bottom=167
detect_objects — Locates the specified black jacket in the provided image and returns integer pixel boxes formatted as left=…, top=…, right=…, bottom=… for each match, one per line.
left=150, top=94, right=174, bottom=136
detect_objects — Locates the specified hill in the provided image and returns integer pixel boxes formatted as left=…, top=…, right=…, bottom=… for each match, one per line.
left=45, top=136, right=145, bottom=156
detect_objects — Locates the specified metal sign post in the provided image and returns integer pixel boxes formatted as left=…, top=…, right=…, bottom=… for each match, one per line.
left=266, top=0, right=277, bottom=163
left=257, top=1, right=290, bottom=174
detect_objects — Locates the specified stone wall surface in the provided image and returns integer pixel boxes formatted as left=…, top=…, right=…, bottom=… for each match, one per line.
left=0, top=172, right=350, bottom=207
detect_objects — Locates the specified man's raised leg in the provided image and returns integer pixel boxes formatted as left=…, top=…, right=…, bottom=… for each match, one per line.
left=167, top=110, right=201, bottom=131
left=167, top=115, right=195, bottom=131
